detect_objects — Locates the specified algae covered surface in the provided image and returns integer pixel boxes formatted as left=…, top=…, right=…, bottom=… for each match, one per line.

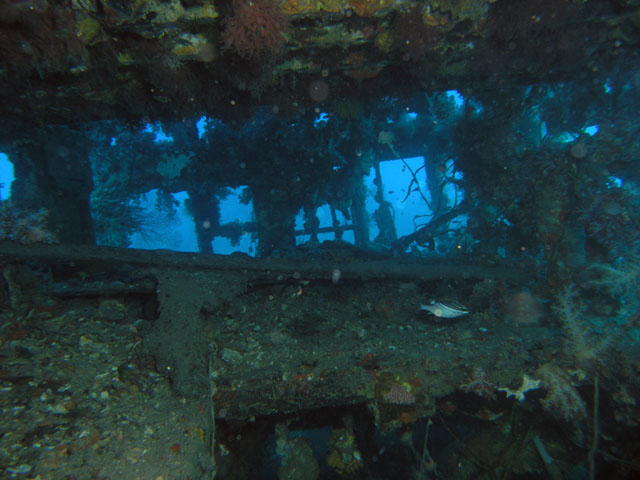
left=1, top=243, right=639, bottom=478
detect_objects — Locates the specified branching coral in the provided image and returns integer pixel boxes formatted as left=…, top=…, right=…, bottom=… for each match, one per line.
left=536, top=363, right=587, bottom=424
left=554, top=285, right=608, bottom=366
left=547, top=257, right=640, bottom=471
left=586, top=256, right=640, bottom=301
left=553, top=280, right=638, bottom=369
left=554, top=254, right=640, bottom=361
left=222, top=0, right=288, bottom=60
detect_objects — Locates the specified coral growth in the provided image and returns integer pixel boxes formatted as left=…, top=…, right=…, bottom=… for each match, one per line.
left=382, top=382, right=416, bottom=405
left=586, top=257, right=640, bottom=300
left=348, top=0, right=393, bottom=17
left=581, top=181, right=640, bottom=258
left=554, top=285, right=606, bottom=366
left=504, top=290, right=544, bottom=326
left=222, top=0, right=288, bottom=60
left=0, top=2, right=87, bottom=78
left=554, top=258, right=640, bottom=368
left=536, top=363, right=587, bottom=424
left=459, top=367, right=497, bottom=400
left=0, top=202, right=57, bottom=245
left=275, top=423, right=320, bottom=479
left=327, top=428, right=363, bottom=475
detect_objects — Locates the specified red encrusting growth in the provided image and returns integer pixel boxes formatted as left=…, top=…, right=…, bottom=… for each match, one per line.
left=222, top=0, right=289, bottom=60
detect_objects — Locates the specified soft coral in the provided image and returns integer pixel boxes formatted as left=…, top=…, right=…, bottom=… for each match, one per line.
left=222, top=0, right=288, bottom=60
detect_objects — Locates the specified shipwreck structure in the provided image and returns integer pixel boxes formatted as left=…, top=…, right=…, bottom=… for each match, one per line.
left=1, top=0, right=640, bottom=478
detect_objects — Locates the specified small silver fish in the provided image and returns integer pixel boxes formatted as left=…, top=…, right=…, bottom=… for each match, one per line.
left=419, top=300, right=469, bottom=318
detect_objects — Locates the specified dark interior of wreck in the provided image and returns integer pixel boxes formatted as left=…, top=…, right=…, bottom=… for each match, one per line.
left=1, top=0, right=640, bottom=478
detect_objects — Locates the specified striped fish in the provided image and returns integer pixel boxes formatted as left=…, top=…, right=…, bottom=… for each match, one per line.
left=419, top=299, right=469, bottom=318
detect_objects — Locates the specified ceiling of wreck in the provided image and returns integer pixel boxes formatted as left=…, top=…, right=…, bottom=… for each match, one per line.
left=1, top=0, right=639, bottom=133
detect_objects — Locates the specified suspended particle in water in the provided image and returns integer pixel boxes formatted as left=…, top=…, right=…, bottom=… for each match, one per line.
left=332, top=268, right=341, bottom=284
left=309, top=79, right=329, bottom=102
